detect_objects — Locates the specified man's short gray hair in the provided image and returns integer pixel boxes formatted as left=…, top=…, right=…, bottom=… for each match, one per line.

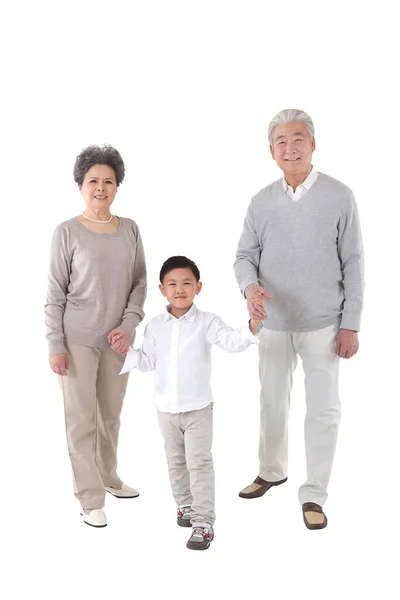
left=268, top=109, right=315, bottom=146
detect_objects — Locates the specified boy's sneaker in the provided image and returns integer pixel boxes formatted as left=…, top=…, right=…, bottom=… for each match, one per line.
left=186, top=524, right=214, bottom=550
left=177, top=505, right=192, bottom=527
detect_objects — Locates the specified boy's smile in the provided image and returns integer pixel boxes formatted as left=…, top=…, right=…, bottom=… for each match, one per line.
left=160, top=267, right=202, bottom=318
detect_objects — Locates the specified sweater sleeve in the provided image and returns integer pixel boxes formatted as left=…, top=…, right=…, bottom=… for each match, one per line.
left=337, top=192, right=365, bottom=331
left=45, top=224, right=71, bottom=355
left=234, top=199, right=261, bottom=297
left=119, top=223, right=147, bottom=338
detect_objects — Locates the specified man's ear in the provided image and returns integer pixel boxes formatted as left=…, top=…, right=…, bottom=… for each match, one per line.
left=195, top=281, right=203, bottom=295
left=311, top=137, right=316, bottom=151
left=270, top=144, right=275, bottom=160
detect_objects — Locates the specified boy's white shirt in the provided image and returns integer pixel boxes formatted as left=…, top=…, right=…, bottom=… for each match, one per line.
left=120, top=303, right=260, bottom=413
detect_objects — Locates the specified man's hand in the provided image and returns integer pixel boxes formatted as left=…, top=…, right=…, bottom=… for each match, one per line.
left=107, top=328, right=131, bottom=355
left=49, top=353, right=69, bottom=376
left=246, top=285, right=272, bottom=321
left=336, top=329, right=359, bottom=359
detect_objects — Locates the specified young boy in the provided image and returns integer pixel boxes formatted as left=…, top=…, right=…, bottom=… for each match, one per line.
left=120, top=256, right=261, bottom=550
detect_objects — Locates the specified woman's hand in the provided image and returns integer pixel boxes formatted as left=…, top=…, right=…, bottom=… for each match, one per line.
left=107, top=327, right=131, bottom=355
left=49, top=353, right=69, bottom=376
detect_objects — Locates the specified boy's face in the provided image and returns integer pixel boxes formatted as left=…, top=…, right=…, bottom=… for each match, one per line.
left=160, top=267, right=202, bottom=315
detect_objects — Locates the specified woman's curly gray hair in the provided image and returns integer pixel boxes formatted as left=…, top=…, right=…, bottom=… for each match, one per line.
left=73, top=144, right=125, bottom=186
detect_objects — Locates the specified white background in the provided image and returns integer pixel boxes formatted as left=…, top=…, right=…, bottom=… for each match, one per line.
left=2, top=1, right=399, bottom=598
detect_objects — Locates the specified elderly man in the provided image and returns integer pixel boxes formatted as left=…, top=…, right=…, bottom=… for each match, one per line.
left=234, top=108, right=364, bottom=529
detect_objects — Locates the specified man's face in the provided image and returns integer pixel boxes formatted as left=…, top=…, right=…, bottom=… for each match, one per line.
left=159, top=267, right=202, bottom=313
left=270, top=121, right=315, bottom=178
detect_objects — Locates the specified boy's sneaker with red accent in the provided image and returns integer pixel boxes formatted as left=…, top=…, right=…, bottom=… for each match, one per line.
left=177, top=505, right=192, bottom=527
left=186, top=524, right=214, bottom=550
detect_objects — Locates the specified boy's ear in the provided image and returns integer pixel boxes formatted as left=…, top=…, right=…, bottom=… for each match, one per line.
left=159, top=283, right=165, bottom=296
left=195, top=281, right=202, bottom=295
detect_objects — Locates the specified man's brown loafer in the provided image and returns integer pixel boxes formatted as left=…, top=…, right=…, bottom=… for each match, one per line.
left=238, top=476, right=288, bottom=498
left=302, top=502, right=328, bottom=530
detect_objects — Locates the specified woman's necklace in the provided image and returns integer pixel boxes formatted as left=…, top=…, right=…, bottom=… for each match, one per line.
left=81, top=212, right=113, bottom=224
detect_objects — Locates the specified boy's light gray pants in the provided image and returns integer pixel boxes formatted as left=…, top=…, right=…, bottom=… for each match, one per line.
left=157, top=403, right=215, bottom=526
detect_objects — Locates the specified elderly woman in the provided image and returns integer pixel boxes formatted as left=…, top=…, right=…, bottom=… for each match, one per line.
left=45, top=145, right=146, bottom=528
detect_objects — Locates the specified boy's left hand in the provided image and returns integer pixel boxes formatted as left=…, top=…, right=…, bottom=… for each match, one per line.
left=107, top=328, right=131, bottom=355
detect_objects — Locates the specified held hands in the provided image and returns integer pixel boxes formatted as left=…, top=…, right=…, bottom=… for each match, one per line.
left=249, top=318, right=262, bottom=335
left=49, top=353, right=69, bottom=376
left=246, top=285, right=272, bottom=321
left=336, top=329, right=359, bottom=359
left=107, top=327, right=131, bottom=355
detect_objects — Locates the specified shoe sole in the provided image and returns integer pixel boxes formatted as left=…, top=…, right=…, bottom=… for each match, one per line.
left=83, top=520, right=107, bottom=528
left=186, top=540, right=211, bottom=550
left=106, top=490, right=140, bottom=499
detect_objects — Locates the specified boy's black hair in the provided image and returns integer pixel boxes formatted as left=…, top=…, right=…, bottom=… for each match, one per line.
left=159, top=256, right=200, bottom=283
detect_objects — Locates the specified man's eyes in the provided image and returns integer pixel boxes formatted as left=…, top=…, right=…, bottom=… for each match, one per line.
left=277, top=138, right=303, bottom=144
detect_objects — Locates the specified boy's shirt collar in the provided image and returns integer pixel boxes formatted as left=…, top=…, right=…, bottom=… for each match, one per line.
left=164, top=303, right=198, bottom=322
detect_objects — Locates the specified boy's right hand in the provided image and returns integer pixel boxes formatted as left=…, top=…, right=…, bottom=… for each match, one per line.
left=49, top=353, right=69, bottom=376
left=249, top=318, right=262, bottom=335
left=108, top=327, right=131, bottom=355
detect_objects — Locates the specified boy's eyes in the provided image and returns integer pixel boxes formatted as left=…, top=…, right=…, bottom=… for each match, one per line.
left=168, top=282, right=192, bottom=286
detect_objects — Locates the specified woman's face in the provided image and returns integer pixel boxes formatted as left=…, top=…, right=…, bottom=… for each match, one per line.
left=79, top=164, right=118, bottom=212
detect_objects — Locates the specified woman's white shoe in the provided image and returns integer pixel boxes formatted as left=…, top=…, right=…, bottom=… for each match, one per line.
left=105, top=483, right=140, bottom=498
left=80, top=508, right=107, bottom=527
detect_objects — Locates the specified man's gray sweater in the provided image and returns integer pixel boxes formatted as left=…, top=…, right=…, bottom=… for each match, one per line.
left=234, top=172, right=364, bottom=332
